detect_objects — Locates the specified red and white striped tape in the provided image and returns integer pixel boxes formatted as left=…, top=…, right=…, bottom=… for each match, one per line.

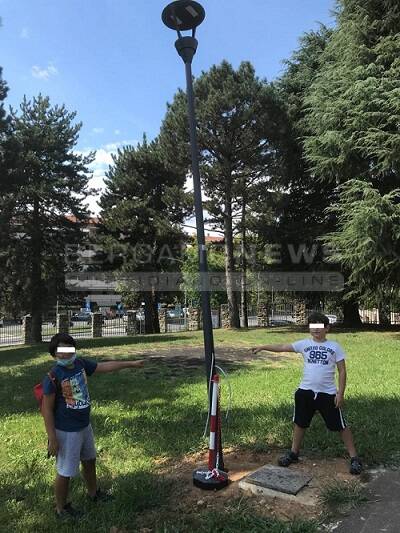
left=208, top=374, right=219, bottom=471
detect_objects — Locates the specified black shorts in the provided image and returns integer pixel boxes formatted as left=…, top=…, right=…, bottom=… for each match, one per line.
left=293, top=389, right=347, bottom=432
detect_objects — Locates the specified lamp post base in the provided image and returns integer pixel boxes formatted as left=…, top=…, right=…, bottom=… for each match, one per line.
left=193, top=467, right=229, bottom=490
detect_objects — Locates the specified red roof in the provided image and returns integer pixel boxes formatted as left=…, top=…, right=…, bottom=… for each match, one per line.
left=65, top=215, right=100, bottom=225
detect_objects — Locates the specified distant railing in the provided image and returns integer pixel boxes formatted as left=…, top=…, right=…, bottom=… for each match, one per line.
left=1, top=304, right=398, bottom=346
left=0, top=319, right=23, bottom=345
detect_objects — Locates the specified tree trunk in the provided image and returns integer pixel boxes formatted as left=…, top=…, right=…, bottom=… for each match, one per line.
left=152, top=290, right=160, bottom=333
left=342, top=298, right=362, bottom=327
left=143, top=291, right=160, bottom=334
left=224, top=188, right=240, bottom=328
left=30, top=197, right=43, bottom=343
left=378, top=301, right=391, bottom=326
left=240, top=195, right=248, bottom=328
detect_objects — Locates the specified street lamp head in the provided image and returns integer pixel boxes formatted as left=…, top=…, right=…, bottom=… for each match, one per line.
left=162, top=1, right=205, bottom=35
left=162, top=1, right=205, bottom=64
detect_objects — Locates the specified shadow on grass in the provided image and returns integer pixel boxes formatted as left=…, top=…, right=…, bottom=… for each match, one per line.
left=0, top=459, right=319, bottom=533
left=0, top=333, right=199, bottom=356
left=0, top=464, right=176, bottom=533
left=89, top=388, right=400, bottom=466
left=0, top=349, right=258, bottom=417
left=2, top=344, right=400, bottom=465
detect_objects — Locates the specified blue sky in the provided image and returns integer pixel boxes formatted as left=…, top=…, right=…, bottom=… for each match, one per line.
left=0, top=0, right=335, bottom=215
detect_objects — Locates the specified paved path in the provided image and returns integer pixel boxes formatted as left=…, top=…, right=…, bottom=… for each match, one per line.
left=335, top=469, right=400, bottom=533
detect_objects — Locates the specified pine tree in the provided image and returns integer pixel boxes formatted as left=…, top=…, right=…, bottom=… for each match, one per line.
left=99, top=136, right=190, bottom=334
left=2, top=95, right=94, bottom=341
left=322, top=179, right=400, bottom=320
left=160, top=61, right=284, bottom=327
left=301, top=1, right=400, bottom=319
left=304, top=0, right=400, bottom=187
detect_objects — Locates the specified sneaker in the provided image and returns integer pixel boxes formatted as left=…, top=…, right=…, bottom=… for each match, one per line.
left=88, top=488, right=114, bottom=503
left=350, top=456, right=362, bottom=475
left=278, top=450, right=299, bottom=467
left=55, top=502, right=83, bottom=521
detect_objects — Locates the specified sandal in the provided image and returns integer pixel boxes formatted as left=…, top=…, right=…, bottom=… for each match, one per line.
left=278, top=450, right=299, bottom=467
left=349, top=456, right=362, bottom=475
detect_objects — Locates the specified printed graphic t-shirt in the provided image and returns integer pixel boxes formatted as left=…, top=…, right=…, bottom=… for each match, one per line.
left=291, top=339, right=345, bottom=394
left=43, top=358, right=98, bottom=431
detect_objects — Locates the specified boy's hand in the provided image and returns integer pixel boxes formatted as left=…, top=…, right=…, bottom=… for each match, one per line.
left=48, top=437, right=59, bottom=457
left=250, top=347, right=260, bottom=356
left=335, top=393, right=344, bottom=408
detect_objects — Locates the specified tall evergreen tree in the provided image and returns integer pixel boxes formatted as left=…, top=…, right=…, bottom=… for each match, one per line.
left=3, top=95, right=94, bottom=341
left=273, top=27, right=335, bottom=238
left=302, top=1, right=400, bottom=320
left=322, top=180, right=400, bottom=322
left=99, top=136, right=190, bottom=334
left=304, top=0, right=400, bottom=187
left=160, top=61, right=284, bottom=327
left=263, top=27, right=350, bottom=316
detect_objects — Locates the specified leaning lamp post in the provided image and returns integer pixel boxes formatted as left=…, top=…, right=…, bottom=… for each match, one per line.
left=162, top=0, right=228, bottom=490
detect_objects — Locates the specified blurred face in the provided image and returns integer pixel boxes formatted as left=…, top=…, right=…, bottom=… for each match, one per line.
left=309, top=323, right=329, bottom=341
left=55, top=344, right=76, bottom=366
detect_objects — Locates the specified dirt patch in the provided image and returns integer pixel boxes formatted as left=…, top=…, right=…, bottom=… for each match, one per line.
left=148, top=448, right=366, bottom=525
left=140, top=346, right=295, bottom=378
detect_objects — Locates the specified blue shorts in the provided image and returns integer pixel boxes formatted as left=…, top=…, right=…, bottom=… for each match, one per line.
left=55, top=424, right=96, bottom=477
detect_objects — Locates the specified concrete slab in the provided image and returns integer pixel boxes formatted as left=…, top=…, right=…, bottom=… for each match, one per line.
left=334, top=469, right=400, bottom=533
left=239, top=465, right=317, bottom=506
left=242, top=465, right=313, bottom=495
left=239, top=479, right=318, bottom=507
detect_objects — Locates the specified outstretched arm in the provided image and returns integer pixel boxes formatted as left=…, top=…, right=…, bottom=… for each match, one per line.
left=251, top=343, right=295, bottom=355
left=94, top=360, right=144, bottom=374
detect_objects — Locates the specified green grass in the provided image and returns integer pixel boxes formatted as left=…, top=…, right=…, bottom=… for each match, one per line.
left=319, top=479, right=368, bottom=514
left=1, top=327, right=399, bottom=532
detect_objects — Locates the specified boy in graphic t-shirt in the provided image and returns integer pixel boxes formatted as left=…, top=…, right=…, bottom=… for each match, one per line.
left=251, top=312, right=362, bottom=475
left=42, top=333, right=144, bottom=520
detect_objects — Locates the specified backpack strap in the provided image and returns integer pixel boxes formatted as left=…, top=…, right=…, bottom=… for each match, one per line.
left=47, top=369, right=59, bottom=393
left=47, top=358, right=83, bottom=391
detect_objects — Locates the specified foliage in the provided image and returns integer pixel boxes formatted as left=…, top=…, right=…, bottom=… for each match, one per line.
left=304, top=0, right=400, bottom=186
left=322, top=179, right=400, bottom=301
left=160, top=61, right=285, bottom=326
left=181, top=240, right=226, bottom=307
left=99, top=136, right=191, bottom=331
left=0, top=95, right=93, bottom=338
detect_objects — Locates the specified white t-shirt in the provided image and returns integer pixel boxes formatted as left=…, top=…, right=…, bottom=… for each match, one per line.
left=291, top=338, right=346, bottom=394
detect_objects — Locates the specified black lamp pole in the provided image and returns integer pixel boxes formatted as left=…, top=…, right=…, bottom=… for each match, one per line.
left=162, top=1, right=215, bottom=389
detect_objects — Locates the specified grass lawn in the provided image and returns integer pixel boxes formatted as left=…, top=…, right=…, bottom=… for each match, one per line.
left=1, top=327, right=399, bottom=532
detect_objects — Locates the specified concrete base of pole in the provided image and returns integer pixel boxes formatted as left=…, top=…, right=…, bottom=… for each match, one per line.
left=193, top=467, right=229, bottom=490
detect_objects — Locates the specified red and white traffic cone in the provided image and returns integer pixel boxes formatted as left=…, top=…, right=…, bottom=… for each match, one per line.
left=193, top=374, right=229, bottom=490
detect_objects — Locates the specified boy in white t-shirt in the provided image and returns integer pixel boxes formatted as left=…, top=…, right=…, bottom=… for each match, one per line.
left=251, top=312, right=362, bottom=475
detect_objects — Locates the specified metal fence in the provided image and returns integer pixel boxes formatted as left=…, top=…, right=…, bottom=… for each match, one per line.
left=241, top=303, right=295, bottom=327
left=0, top=319, right=23, bottom=345
left=102, top=316, right=127, bottom=337
left=270, top=303, right=295, bottom=325
left=67, top=311, right=92, bottom=339
left=2, top=304, right=400, bottom=347
left=166, top=309, right=220, bottom=332
left=359, top=308, right=400, bottom=325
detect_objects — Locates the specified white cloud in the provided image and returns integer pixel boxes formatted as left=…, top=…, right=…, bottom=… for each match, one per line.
left=20, top=27, right=29, bottom=39
left=102, top=139, right=137, bottom=152
left=31, top=62, right=58, bottom=80
left=92, top=127, right=104, bottom=134
left=114, top=129, right=121, bottom=135
left=78, top=139, right=138, bottom=214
